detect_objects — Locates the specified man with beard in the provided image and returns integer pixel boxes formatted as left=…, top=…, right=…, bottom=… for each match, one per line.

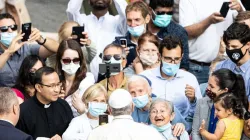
left=67, top=0, right=127, bottom=81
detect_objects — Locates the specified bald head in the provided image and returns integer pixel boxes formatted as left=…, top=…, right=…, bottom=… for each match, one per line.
left=0, top=87, right=18, bottom=115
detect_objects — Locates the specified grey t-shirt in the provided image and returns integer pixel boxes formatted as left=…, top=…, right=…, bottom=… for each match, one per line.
left=0, top=43, right=40, bottom=87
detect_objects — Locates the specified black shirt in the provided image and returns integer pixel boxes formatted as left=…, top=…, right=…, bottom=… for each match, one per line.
left=16, top=95, right=73, bottom=139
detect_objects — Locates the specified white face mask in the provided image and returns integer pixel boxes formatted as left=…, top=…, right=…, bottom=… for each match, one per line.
left=62, top=62, right=80, bottom=75
left=0, top=32, right=17, bottom=47
left=139, top=52, right=158, bottom=66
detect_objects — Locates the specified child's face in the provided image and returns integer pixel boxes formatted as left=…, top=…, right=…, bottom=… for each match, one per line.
left=214, top=102, right=232, bottom=119
left=149, top=102, right=175, bottom=127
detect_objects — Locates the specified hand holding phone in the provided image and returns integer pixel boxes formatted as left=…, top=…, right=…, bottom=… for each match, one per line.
left=21, top=23, right=32, bottom=42
left=72, top=26, right=85, bottom=43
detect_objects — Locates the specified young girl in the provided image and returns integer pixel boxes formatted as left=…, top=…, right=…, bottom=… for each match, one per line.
left=199, top=92, right=244, bottom=140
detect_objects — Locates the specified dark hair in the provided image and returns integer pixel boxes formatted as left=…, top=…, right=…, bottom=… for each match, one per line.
left=126, top=1, right=149, bottom=19
left=235, top=11, right=250, bottom=22
left=212, top=68, right=249, bottom=110
left=15, top=55, right=45, bottom=99
left=55, top=39, right=87, bottom=98
left=159, top=35, right=183, bottom=55
left=223, top=22, right=250, bottom=46
left=34, top=67, right=57, bottom=85
left=214, top=93, right=244, bottom=119
left=0, top=13, right=16, bottom=24
left=138, top=31, right=160, bottom=50
left=149, top=0, right=174, bottom=10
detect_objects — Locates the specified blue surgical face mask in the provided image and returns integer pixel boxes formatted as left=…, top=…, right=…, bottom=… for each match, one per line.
left=127, top=24, right=145, bottom=37
left=132, top=94, right=149, bottom=109
left=153, top=14, right=172, bottom=28
left=88, top=102, right=108, bottom=117
left=0, top=32, right=17, bottom=47
left=161, top=61, right=180, bottom=76
left=151, top=123, right=171, bottom=132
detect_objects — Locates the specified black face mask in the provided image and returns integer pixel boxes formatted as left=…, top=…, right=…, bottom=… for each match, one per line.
left=226, top=44, right=248, bottom=64
left=206, top=89, right=216, bottom=100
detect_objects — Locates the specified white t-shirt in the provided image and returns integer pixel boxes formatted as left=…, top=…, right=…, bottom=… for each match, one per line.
left=179, top=0, right=243, bottom=62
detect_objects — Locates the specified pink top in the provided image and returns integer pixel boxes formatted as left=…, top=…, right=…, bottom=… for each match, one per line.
left=12, top=88, right=24, bottom=100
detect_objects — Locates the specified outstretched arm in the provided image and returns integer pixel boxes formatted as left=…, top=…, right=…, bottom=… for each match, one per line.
left=200, top=119, right=225, bottom=140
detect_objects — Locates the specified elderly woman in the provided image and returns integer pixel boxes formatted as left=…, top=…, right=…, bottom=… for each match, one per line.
left=128, top=75, right=188, bottom=135
left=149, top=98, right=189, bottom=140
left=62, top=84, right=112, bottom=140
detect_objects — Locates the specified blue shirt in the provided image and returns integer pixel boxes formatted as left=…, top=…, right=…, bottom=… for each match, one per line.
left=0, top=43, right=40, bottom=87
left=216, top=59, right=250, bottom=100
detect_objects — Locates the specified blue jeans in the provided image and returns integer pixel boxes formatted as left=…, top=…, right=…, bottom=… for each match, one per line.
left=189, top=62, right=209, bottom=84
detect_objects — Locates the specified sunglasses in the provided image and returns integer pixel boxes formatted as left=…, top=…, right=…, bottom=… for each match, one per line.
left=154, top=11, right=173, bottom=16
left=61, top=58, right=80, bottom=65
left=0, top=25, right=18, bottom=32
left=103, top=54, right=122, bottom=62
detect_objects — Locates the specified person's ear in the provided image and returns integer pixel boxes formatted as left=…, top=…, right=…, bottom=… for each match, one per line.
left=35, top=84, right=42, bottom=93
left=145, top=14, right=150, bottom=24
left=148, top=87, right=152, bottom=96
left=221, top=88, right=228, bottom=93
left=122, top=58, right=127, bottom=68
left=131, top=102, right=135, bottom=112
left=170, top=112, right=175, bottom=121
left=227, top=108, right=233, bottom=115
left=246, top=42, right=250, bottom=50
left=108, top=106, right=112, bottom=114
left=13, top=104, right=19, bottom=115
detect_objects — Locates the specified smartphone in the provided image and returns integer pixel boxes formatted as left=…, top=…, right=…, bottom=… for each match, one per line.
left=99, top=114, right=108, bottom=125
left=220, top=2, right=230, bottom=18
left=72, top=26, right=85, bottom=43
left=21, top=23, right=32, bottom=42
left=120, top=38, right=127, bottom=47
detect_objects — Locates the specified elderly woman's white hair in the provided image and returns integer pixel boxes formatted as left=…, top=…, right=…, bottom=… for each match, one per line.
left=149, top=98, right=174, bottom=114
left=127, top=75, right=151, bottom=90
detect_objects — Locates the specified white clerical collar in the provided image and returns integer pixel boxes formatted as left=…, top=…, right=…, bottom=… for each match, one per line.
left=44, top=104, right=51, bottom=108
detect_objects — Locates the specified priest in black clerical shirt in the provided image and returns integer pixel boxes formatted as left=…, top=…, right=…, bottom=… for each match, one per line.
left=16, top=67, right=73, bottom=140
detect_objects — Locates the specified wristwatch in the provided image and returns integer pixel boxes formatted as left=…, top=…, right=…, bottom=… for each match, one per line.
left=37, top=35, right=47, bottom=45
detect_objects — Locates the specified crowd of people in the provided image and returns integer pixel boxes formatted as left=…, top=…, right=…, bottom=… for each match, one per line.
left=0, top=0, right=250, bottom=140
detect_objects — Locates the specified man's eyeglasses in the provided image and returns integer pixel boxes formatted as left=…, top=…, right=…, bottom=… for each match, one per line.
left=61, top=58, right=80, bottom=65
left=103, top=54, right=122, bottom=62
left=0, top=25, right=18, bottom=32
left=162, top=56, right=181, bottom=64
left=39, top=82, right=62, bottom=89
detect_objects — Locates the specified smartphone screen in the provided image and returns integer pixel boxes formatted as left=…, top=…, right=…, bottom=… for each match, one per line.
left=72, top=26, right=85, bottom=44
left=220, top=2, right=230, bottom=18
left=120, top=39, right=127, bottom=47
left=21, top=23, right=32, bottom=42
left=99, top=114, right=108, bottom=125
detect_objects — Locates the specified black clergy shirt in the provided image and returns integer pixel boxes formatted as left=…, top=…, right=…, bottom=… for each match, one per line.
left=16, top=95, right=73, bottom=139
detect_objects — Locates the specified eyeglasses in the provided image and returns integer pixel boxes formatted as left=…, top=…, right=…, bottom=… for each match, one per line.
left=39, top=82, right=62, bottom=89
left=61, top=58, right=80, bottom=65
left=0, top=25, right=18, bottom=32
left=103, top=54, right=122, bottom=62
left=162, top=56, right=181, bottom=64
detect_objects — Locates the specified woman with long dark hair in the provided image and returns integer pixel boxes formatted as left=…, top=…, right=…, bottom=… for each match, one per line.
left=192, top=68, right=249, bottom=140
left=15, top=55, right=45, bottom=100
left=55, top=39, right=95, bottom=117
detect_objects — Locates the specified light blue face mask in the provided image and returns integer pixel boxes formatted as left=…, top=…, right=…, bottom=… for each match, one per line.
left=127, top=24, right=145, bottom=37
left=153, top=14, right=172, bottom=28
left=132, top=94, right=149, bottom=109
left=161, top=61, right=180, bottom=76
left=0, top=32, right=17, bottom=47
left=88, top=102, right=108, bottom=117
left=151, top=123, right=171, bottom=132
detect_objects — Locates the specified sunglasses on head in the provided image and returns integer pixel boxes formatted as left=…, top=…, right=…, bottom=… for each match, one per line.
left=61, top=58, right=80, bottom=65
left=0, top=25, right=18, bottom=32
left=103, top=54, right=122, bottom=62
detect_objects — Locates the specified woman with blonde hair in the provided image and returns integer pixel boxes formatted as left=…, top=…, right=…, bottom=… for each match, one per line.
left=62, top=84, right=112, bottom=140
left=46, top=21, right=96, bottom=70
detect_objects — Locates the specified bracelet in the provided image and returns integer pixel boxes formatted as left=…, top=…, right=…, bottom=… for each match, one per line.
left=37, top=37, right=47, bottom=45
